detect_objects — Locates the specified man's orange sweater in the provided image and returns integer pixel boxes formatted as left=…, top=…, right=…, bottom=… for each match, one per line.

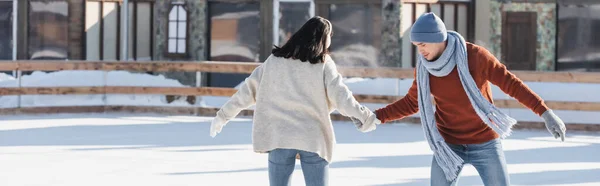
left=375, top=43, right=549, bottom=144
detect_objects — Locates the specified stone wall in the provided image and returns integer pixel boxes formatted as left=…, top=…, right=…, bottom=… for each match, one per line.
left=154, top=0, right=206, bottom=86
left=380, top=0, right=402, bottom=67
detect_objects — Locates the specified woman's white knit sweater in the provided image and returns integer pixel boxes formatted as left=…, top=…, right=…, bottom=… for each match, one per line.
left=214, top=54, right=379, bottom=162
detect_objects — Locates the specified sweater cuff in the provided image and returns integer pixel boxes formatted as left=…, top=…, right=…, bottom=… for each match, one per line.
left=534, top=105, right=549, bottom=117
left=375, top=109, right=387, bottom=124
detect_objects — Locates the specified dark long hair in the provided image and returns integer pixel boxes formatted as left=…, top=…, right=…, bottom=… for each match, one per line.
left=272, top=16, right=332, bottom=64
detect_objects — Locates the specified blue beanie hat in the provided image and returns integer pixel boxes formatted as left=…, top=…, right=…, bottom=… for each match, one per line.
left=410, top=12, right=447, bottom=43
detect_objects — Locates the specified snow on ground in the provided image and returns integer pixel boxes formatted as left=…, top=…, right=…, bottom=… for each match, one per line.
left=0, top=114, right=599, bottom=186
left=0, top=71, right=599, bottom=124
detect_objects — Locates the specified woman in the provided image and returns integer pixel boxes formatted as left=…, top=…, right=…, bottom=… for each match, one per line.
left=210, top=16, right=380, bottom=186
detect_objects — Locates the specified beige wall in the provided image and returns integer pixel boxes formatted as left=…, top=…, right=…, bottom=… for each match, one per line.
left=475, top=0, right=491, bottom=48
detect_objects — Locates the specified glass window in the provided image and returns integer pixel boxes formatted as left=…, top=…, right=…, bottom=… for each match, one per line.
left=208, top=2, right=260, bottom=87
left=136, top=2, right=152, bottom=60
left=28, top=0, right=69, bottom=60
left=276, top=2, right=312, bottom=46
left=557, top=3, right=600, bottom=71
left=168, top=3, right=187, bottom=55
left=86, top=1, right=154, bottom=61
left=129, top=1, right=154, bottom=61
left=0, top=1, right=12, bottom=60
left=85, top=1, right=101, bottom=60
left=85, top=1, right=120, bottom=61
left=128, top=2, right=134, bottom=60
left=327, top=4, right=381, bottom=67
left=102, top=2, right=118, bottom=60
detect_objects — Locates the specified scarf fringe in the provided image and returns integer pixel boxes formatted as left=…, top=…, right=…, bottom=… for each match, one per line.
left=434, top=141, right=464, bottom=182
left=487, top=107, right=517, bottom=139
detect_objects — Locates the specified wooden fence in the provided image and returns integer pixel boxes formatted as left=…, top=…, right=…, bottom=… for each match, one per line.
left=0, top=60, right=599, bottom=131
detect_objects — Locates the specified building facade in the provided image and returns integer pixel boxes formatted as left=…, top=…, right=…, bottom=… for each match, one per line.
left=0, top=0, right=597, bottom=87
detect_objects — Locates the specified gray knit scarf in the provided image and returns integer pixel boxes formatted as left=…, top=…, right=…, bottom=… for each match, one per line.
left=416, top=31, right=517, bottom=181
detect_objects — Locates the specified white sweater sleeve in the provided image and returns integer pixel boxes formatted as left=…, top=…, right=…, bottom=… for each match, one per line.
left=216, top=64, right=264, bottom=121
left=323, top=57, right=378, bottom=132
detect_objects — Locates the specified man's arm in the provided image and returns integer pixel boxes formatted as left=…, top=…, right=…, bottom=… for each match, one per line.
left=480, top=47, right=549, bottom=116
left=479, top=46, right=565, bottom=141
left=375, top=72, right=419, bottom=123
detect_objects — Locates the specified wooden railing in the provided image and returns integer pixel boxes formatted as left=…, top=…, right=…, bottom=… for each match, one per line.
left=0, top=60, right=599, bottom=131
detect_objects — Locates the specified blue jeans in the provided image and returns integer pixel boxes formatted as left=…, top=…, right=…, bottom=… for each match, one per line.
left=431, top=138, right=510, bottom=186
left=268, top=148, right=329, bottom=186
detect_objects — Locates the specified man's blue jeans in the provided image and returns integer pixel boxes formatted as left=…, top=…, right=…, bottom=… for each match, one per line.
left=431, top=138, right=510, bottom=186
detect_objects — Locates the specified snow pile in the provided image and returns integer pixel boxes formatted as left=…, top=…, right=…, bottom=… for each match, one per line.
left=0, top=71, right=192, bottom=107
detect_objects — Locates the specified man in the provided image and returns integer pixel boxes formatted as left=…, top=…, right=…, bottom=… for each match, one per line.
left=374, top=13, right=566, bottom=185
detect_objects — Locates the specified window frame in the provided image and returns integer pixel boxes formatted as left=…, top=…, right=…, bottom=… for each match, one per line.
left=166, top=1, right=189, bottom=58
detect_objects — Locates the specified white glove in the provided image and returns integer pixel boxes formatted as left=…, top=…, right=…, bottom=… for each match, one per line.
left=210, top=115, right=229, bottom=138
left=351, top=113, right=381, bottom=133
left=541, top=110, right=566, bottom=142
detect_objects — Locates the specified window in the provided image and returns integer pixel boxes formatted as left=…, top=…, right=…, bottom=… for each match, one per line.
left=557, top=2, right=600, bottom=71
left=86, top=0, right=154, bottom=61
left=28, top=0, right=69, bottom=60
left=85, top=1, right=101, bottom=60
left=0, top=0, right=12, bottom=60
left=129, top=1, right=153, bottom=61
left=167, top=2, right=187, bottom=56
left=103, top=2, right=118, bottom=60
left=318, top=2, right=382, bottom=67
left=274, top=0, right=314, bottom=46
left=85, top=1, right=119, bottom=60
left=207, top=1, right=260, bottom=87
